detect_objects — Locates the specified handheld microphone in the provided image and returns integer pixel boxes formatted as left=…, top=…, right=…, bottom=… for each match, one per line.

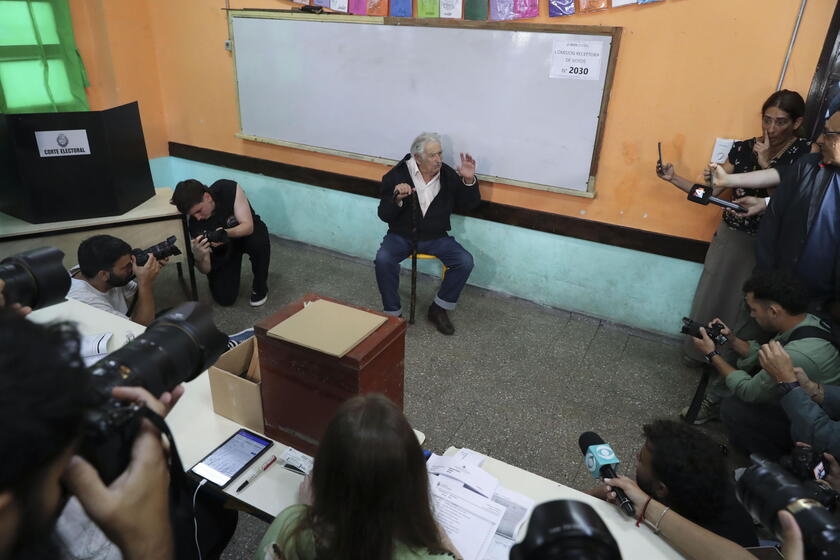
left=578, top=432, right=636, bottom=517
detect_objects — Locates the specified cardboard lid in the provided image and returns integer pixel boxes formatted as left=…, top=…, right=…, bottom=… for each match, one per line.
left=266, top=299, right=387, bottom=358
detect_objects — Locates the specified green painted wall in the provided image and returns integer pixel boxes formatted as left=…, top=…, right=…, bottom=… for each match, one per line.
left=152, top=156, right=702, bottom=335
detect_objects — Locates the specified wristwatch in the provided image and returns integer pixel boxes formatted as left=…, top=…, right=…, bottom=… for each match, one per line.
left=776, top=381, right=800, bottom=395
left=704, top=350, right=720, bottom=363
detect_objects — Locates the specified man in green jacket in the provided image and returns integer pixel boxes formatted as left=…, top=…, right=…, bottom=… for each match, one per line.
left=692, top=271, right=840, bottom=459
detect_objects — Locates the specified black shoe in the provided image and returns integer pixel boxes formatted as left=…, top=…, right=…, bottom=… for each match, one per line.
left=427, top=303, right=454, bottom=335
left=250, top=288, right=268, bottom=307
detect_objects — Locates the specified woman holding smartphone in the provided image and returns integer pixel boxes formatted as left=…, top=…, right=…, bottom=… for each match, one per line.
left=656, top=90, right=814, bottom=421
left=255, top=394, right=461, bottom=560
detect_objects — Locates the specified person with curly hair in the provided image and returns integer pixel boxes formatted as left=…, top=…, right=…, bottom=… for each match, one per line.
left=589, top=419, right=757, bottom=548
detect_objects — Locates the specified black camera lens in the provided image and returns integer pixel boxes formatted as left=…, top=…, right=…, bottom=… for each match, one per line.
left=737, top=455, right=840, bottom=558
left=82, top=302, right=229, bottom=483
left=132, top=236, right=182, bottom=267
left=510, top=500, right=622, bottom=560
left=0, top=247, right=70, bottom=309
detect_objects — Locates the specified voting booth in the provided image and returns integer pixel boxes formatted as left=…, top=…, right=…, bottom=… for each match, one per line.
left=0, top=102, right=155, bottom=223
left=255, top=294, right=406, bottom=456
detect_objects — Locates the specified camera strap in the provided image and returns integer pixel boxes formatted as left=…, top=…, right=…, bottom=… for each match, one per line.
left=785, top=322, right=836, bottom=347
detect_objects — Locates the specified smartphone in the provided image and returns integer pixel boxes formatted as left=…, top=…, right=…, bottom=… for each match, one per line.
left=657, top=142, right=663, bottom=173
left=814, top=461, right=827, bottom=480
left=190, top=429, right=273, bottom=488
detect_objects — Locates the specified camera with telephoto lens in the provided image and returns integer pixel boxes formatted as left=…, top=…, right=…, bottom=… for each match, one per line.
left=681, top=317, right=729, bottom=346
left=131, top=236, right=182, bottom=267
left=736, top=455, right=840, bottom=558
left=510, top=500, right=621, bottom=560
left=0, top=247, right=70, bottom=310
left=79, top=302, right=229, bottom=484
left=779, top=446, right=840, bottom=511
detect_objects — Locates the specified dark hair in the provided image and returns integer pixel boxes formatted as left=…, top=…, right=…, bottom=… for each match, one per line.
left=171, top=179, right=208, bottom=214
left=762, top=90, right=806, bottom=136
left=77, top=235, right=132, bottom=278
left=0, top=310, right=91, bottom=495
left=642, top=420, right=729, bottom=524
left=743, top=270, right=809, bottom=315
left=282, top=394, right=447, bottom=560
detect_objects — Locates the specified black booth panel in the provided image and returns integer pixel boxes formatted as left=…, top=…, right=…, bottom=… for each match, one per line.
left=0, top=102, right=154, bottom=223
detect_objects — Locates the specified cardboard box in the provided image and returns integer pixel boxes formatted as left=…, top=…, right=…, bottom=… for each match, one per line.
left=208, top=337, right=264, bottom=434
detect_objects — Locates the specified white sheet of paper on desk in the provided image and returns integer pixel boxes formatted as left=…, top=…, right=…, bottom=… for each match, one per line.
left=427, top=454, right=499, bottom=498
left=81, top=332, right=112, bottom=366
left=430, top=477, right=504, bottom=560
left=491, top=486, right=535, bottom=540
left=453, top=447, right=486, bottom=466
left=484, top=534, right=515, bottom=560
left=279, top=447, right=314, bottom=474
left=711, top=138, right=735, bottom=164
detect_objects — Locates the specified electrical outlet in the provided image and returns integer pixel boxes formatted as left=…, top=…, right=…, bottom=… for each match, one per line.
left=224, top=40, right=232, bottom=51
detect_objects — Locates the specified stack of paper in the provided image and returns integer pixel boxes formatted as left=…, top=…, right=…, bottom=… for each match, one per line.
left=427, top=449, right=535, bottom=560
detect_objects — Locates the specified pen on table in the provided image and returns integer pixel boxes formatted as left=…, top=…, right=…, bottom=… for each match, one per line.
left=236, top=455, right=277, bottom=493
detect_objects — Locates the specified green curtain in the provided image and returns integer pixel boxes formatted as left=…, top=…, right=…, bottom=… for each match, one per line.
left=0, top=0, right=89, bottom=113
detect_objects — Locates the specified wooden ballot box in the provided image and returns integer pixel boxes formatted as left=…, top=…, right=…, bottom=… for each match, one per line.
left=255, top=294, right=406, bottom=456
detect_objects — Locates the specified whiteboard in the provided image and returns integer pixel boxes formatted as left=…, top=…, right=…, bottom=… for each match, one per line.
left=230, top=14, right=619, bottom=195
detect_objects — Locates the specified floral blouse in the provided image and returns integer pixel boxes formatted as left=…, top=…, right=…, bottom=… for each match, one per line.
left=722, top=137, right=812, bottom=235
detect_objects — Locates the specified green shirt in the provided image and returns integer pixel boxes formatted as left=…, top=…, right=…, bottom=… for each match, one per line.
left=725, top=314, right=840, bottom=403
left=254, top=504, right=456, bottom=560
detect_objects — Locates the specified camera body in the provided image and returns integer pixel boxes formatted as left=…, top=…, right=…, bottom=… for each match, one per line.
left=80, top=302, right=228, bottom=483
left=681, top=317, right=729, bottom=346
left=201, top=228, right=229, bottom=244
left=0, top=247, right=70, bottom=310
left=132, top=235, right=182, bottom=267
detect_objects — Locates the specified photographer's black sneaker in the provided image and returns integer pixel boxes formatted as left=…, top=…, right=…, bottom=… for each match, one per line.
left=250, top=289, right=268, bottom=307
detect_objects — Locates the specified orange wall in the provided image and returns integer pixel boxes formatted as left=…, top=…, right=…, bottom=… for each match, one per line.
left=70, top=0, right=835, bottom=242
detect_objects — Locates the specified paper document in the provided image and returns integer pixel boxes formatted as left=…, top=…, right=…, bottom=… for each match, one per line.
left=491, top=486, right=535, bottom=540
left=453, top=447, right=487, bottom=466
left=81, top=332, right=113, bottom=366
left=711, top=138, right=735, bottom=164
left=427, top=453, right=499, bottom=498
left=484, top=534, right=515, bottom=560
left=279, top=447, right=314, bottom=474
left=550, top=39, right=604, bottom=81
left=430, top=477, right=505, bottom=560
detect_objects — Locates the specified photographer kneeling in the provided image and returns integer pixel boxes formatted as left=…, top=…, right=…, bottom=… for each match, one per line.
left=692, top=271, right=840, bottom=459
left=0, top=310, right=179, bottom=560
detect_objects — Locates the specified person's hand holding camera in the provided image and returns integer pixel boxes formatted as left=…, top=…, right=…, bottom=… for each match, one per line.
left=62, top=385, right=184, bottom=560
left=131, top=254, right=161, bottom=288
left=692, top=326, right=718, bottom=355
left=822, top=453, right=840, bottom=491
left=758, top=340, right=796, bottom=382
left=0, top=278, right=32, bottom=317
left=708, top=317, right=732, bottom=339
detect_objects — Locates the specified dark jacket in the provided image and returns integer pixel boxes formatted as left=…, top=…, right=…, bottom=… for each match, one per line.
left=781, top=385, right=840, bottom=458
left=377, top=154, right=481, bottom=241
left=756, top=153, right=840, bottom=306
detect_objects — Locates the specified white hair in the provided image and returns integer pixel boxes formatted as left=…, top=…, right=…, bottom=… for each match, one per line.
left=410, top=132, right=442, bottom=160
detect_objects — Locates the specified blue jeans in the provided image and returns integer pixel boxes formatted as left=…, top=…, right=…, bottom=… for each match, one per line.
left=374, top=233, right=474, bottom=315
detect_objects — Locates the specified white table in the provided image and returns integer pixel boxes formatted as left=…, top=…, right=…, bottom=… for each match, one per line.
left=443, top=447, right=686, bottom=559
left=0, top=187, right=197, bottom=300
left=30, top=299, right=424, bottom=521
